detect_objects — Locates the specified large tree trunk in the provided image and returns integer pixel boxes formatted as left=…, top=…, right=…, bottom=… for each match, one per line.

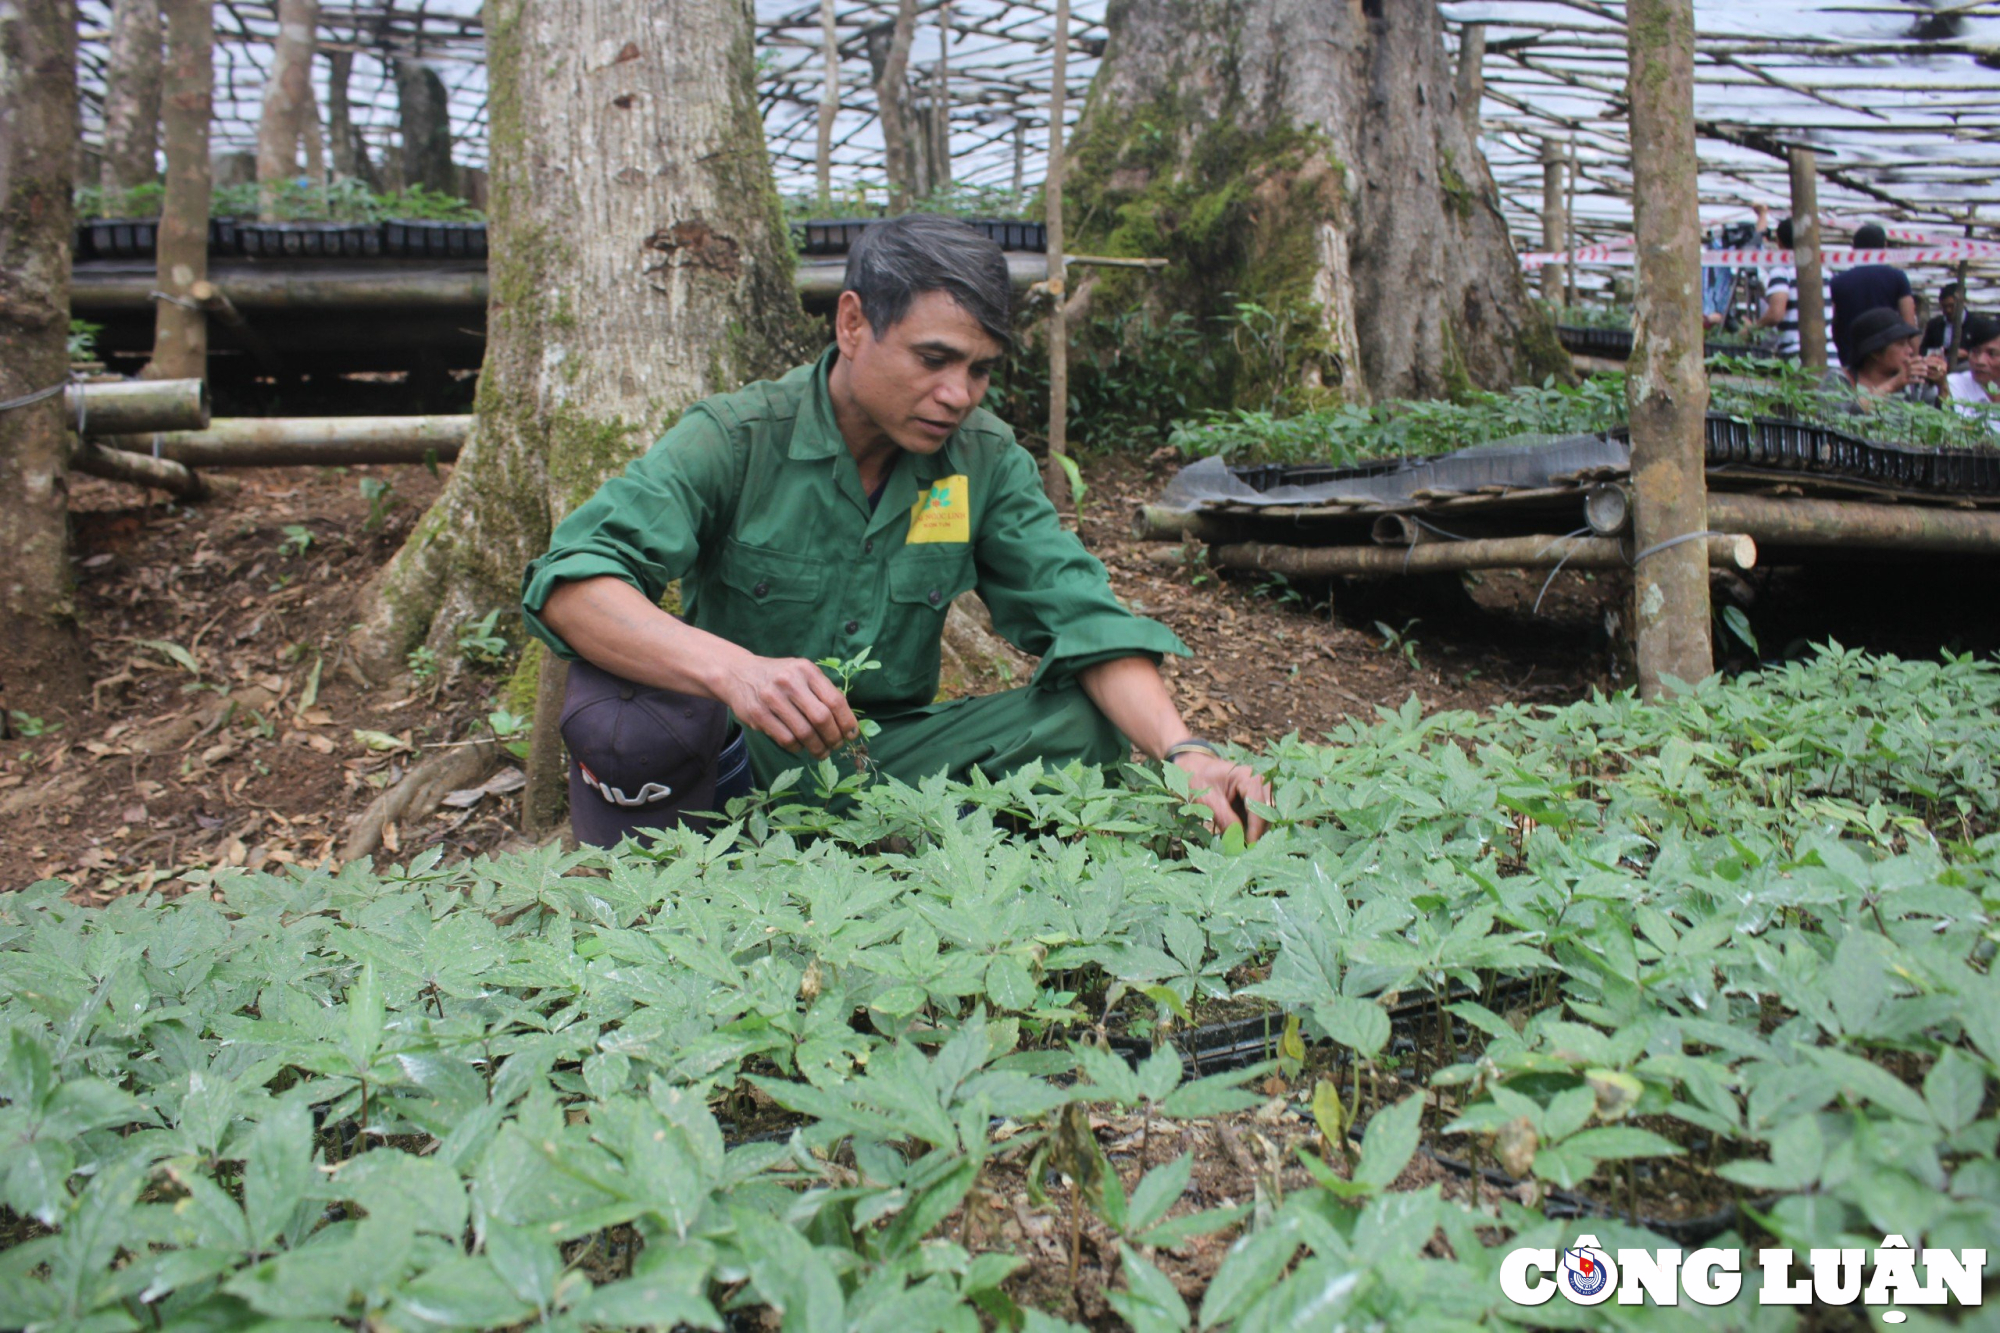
left=0, top=0, right=85, bottom=702
left=100, top=0, right=163, bottom=202
left=395, top=57, right=456, bottom=194
left=255, top=0, right=322, bottom=219
left=148, top=0, right=210, bottom=380
left=1065, top=0, right=1567, bottom=408
left=348, top=0, right=809, bottom=683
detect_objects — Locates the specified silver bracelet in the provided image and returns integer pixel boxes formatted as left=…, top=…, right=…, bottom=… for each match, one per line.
left=1163, top=738, right=1222, bottom=763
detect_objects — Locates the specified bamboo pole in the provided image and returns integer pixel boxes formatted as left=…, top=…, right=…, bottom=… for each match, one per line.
left=1706, top=494, right=2000, bottom=554
left=73, top=266, right=489, bottom=310
left=70, top=441, right=208, bottom=500
left=1042, top=0, right=1070, bottom=506
left=1625, top=0, right=1713, bottom=697
left=1211, top=533, right=1756, bottom=578
left=1788, top=147, right=1827, bottom=371
left=65, top=379, right=209, bottom=434
left=97, top=414, right=470, bottom=466
left=149, top=0, right=211, bottom=380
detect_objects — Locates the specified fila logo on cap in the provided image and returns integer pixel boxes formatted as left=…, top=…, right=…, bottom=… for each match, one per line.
left=577, top=762, right=673, bottom=807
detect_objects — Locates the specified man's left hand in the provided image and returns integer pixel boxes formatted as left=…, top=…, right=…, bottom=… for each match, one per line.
left=1172, top=750, right=1272, bottom=843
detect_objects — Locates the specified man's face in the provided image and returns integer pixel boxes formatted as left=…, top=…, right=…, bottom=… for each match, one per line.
left=835, top=290, right=1005, bottom=455
left=1969, top=335, right=2000, bottom=388
left=1942, top=292, right=1961, bottom=320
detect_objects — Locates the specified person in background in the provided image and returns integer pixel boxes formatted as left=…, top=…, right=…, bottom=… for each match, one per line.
left=1825, top=307, right=1946, bottom=406
left=1755, top=217, right=1835, bottom=361
left=1920, top=281, right=1964, bottom=361
left=1830, top=223, right=1915, bottom=367
left=1946, top=313, right=2000, bottom=430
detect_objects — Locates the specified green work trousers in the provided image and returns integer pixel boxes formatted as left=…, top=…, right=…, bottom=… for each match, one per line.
left=743, top=681, right=1128, bottom=792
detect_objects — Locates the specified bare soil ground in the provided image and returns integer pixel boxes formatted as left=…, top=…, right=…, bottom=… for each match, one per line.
left=0, top=449, right=1624, bottom=898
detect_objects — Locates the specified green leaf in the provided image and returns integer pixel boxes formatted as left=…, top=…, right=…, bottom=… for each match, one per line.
left=1313, top=997, right=1389, bottom=1057
left=1924, top=1050, right=1984, bottom=1134
left=390, top=1256, right=537, bottom=1330
left=244, top=1099, right=314, bottom=1249
left=1198, top=1220, right=1302, bottom=1329
left=1161, top=1062, right=1270, bottom=1119
left=1127, top=1154, right=1192, bottom=1236
left=1109, top=1243, right=1189, bottom=1333
left=1354, top=1095, right=1422, bottom=1190
left=572, top=1276, right=724, bottom=1331
left=985, top=954, right=1037, bottom=1011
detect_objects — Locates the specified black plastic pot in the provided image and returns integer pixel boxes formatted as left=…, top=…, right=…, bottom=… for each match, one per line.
left=383, top=219, right=487, bottom=259
left=86, top=217, right=159, bottom=259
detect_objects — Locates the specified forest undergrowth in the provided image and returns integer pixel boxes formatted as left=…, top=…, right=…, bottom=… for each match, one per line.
left=3, top=644, right=1997, bottom=1331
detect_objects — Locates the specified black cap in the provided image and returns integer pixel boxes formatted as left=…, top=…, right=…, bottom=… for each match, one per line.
left=559, top=658, right=728, bottom=846
left=1848, top=307, right=1920, bottom=367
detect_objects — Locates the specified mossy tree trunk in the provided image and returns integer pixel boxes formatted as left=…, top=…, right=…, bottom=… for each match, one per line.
left=0, top=0, right=85, bottom=703
left=1065, top=0, right=1567, bottom=408
left=349, top=0, right=808, bottom=685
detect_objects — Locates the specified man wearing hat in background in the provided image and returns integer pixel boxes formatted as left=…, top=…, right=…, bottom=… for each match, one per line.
left=522, top=214, right=1271, bottom=848
left=1825, top=307, right=1946, bottom=406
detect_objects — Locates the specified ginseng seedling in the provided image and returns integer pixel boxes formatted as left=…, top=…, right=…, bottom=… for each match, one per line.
left=816, top=646, right=883, bottom=772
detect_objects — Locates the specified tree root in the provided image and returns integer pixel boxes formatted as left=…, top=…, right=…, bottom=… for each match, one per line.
left=340, top=740, right=503, bottom=864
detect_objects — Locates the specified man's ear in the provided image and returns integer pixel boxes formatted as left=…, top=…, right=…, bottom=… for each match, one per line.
left=834, top=291, right=869, bottom=358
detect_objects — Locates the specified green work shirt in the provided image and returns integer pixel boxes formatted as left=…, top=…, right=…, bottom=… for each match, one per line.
left=519, top=348, right=1188, bottom=714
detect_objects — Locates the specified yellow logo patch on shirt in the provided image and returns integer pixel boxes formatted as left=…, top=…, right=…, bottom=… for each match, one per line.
left=907, top=475, right=970, bottom=543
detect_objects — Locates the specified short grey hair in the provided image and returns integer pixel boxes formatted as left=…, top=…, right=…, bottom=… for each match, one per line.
left=842, top=214, right=1013, bottom=348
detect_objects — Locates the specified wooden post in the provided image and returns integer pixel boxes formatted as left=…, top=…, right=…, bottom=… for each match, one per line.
left=1949, top=229, right=1971, bottom=367
left=1787, top=146, right=1826, bottom=372
left=933, top=5, right=952, bottom=191
left=149, top=0, right=211, bottom=381
left=1564, top=135, right=1579, bottom=309
left=1625, top=0, right=1711, bottom=698
left=1012, top=117, right=1026, bottom=202
left=816, top=0, right=837, bottom=210
left=1043, top=0, right=1071, bottom=506
left=1540, top=139, right=1566, bottom=306
left=1455, top=22, right=1485, bottom=136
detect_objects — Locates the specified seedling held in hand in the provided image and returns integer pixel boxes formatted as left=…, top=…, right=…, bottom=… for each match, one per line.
left=816, top=646, right=883, bottom=772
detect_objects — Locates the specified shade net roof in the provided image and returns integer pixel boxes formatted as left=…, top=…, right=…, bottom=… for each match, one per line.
left=72, top=2, right=2000, bottom=295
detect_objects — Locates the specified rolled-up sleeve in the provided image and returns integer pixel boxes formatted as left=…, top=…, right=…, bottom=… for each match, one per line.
left=975, top=443, right=1189, bottom=688
left=519, top=406, right=742, bottom=659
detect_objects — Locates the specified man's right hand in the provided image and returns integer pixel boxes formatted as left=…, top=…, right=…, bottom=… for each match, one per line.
left=719, top=655, right=858, bottom=759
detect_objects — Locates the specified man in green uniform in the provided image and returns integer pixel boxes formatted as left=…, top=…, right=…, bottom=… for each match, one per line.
left=522, top=214, right=1268, bottom=846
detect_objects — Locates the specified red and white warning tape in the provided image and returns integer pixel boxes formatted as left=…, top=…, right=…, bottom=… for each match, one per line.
left=1522, top=239, right=2000, bottom=268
